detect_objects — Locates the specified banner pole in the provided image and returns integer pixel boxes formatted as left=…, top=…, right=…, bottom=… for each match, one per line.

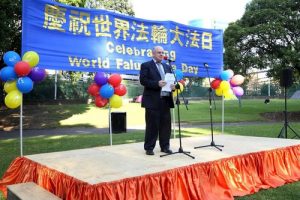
left=54, top=70, right=57, bottom=100
left=109, top=105, right=112, bottom=146
left=222, top=95, right=224, bottom=134
left=20, top=95, right=23, bottom=156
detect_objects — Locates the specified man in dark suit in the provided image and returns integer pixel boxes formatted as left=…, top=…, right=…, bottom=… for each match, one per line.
left=139, top=46, right=175, bottom=155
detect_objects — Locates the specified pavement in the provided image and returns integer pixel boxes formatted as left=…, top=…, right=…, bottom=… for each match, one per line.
left=0, top=121, right=280, bottom=139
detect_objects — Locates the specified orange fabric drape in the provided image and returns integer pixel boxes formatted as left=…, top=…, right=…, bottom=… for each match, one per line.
left=1, top=145, right=299, bottom=200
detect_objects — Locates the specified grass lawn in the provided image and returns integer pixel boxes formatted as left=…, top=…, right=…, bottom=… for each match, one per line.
left=1, top=99, right=300, bottom=130
left=0, top=99, right=300, bottom=199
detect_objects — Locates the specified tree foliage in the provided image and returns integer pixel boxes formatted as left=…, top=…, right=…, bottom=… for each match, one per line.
left=57, top=0, right=134, bottom=15
left=224, top=0, right=300, bottom=81
left=0, top=0, right=22, bottom=60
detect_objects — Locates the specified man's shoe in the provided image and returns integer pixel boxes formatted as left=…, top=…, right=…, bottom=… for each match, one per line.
left=161, top=149, right=173, bottom=154
left=146, top=150, right=154, bottom=155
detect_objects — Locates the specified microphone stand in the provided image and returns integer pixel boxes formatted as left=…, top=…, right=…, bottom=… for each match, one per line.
left=194, top=63, right=224, bottom=151
left=161, top=60, right=195, bottom=159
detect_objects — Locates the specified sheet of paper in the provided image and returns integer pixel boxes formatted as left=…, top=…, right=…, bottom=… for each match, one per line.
left=162, top=73, right=175, bottom=92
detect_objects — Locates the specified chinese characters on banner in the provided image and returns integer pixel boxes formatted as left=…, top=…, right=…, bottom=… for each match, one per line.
left=22, top=0, right=223, bottom=77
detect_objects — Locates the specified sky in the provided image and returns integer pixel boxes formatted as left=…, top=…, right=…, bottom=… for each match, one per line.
left=130, top=0, right=251, bottom=29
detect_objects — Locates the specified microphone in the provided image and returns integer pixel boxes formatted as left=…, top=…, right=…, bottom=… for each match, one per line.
left=164, top=56, right=175, bottom=63
left=204, top=63, right=209, bottom=68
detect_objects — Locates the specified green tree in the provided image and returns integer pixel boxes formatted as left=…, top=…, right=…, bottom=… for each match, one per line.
left=57, top=0, right=134, bottom=15
left=0, top=0, right=22, bottom=58
left=224, top=0, right=300, bottom=81
left=0, top=0, right=21, bottom=106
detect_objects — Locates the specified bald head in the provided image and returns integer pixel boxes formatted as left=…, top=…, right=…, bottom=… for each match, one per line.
left=152, top=46, right=164, bottom=63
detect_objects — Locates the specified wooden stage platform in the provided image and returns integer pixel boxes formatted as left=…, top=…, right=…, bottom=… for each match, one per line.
left=1, top=135, right=300, bottom=199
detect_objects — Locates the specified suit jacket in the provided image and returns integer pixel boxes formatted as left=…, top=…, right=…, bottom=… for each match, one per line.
left=139, top=60, right=175, bottom=109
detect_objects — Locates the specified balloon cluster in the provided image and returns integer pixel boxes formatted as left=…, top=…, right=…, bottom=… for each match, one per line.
left=87, top=72, right=127, bottom=108
left=210, top=69, right=245, bottom=99
left=0, top=51, right=46, bottom=109
left=172, top=69, right=186, bottom=96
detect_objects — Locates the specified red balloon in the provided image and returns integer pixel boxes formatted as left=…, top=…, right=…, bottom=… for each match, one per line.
left=14, top=61, right=31, bottom=76
left=179, top=79, right=185, bottom=86
left=88, top=83, right=100, bottom=96
left=95, top=96, right=108, bottom=108
left=114, top=84, right=127, bottom=96
left=108, top=74, right=122, bottom=87
left=211, top=79, right=222, bottom=89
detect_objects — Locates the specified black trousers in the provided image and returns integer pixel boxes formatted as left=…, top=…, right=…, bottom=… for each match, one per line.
left=144, top=97, right=171, bottom=151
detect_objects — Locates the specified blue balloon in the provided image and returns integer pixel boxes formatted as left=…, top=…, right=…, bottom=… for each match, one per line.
left=3, top=51, right=21, bottom=66
left=16, top=77, right=34, bottom=93
left=175, top=69, right=183, bottom=81
left=220, top=71, right=231, bottom=81
left=0, top=66, right=18, bottom=82
left=100, top=84, right=114, bottom=99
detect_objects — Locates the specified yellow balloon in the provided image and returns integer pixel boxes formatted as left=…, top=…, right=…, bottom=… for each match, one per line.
left=5, top=90, right=22, bottom=109
left=215, top=88, right=223, bottom=96
left=224, top=93, right=237, bottom=100
left=4, top=81, right=17, bottom=93
left=22, top=51, right=39, bottom=67
left=219, top=81, right=230, bottom=92
left=109, top=94, right=122, bottom=108
left=172, top=82, right=184, bottom=96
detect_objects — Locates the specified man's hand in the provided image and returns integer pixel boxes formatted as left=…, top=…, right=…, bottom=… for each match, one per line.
left=170, top=84, right=176, bottom=90
left=158, top=80, right=166, bottom=87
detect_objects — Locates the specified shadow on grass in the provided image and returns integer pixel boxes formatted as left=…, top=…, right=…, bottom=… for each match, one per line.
left=0, top=104, right=92, bottom=131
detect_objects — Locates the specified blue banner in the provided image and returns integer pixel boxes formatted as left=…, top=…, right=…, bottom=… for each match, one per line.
left=22, top=0, right=223, bottom=77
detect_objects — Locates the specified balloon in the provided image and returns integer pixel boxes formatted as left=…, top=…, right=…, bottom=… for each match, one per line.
left=16, top=77, right=34, bottom=93
left=230, top=74, right=245, bottom=86
left=219, top=81, right=230, bottom=92
left=108, top=74, right=122, bottom=87
left=4, top=81, right=17, bottom=93
left=179, top=79, right=185, bottom=86
left=100, top=84, right=114, bottom=98
left=28, top=67, right=46, bottom=82
left=225, top=69, right=234, bottom=78
left=220, top=71, right=231, bottom=81
left=95, top=96, right=108, bottom=108
left=109, top=94, right=122, bottom=108
left=5, top=90, right=22, bottom=109
left=174, top=69, right=183, bottom=81
left=22, top=51, right=39, bottom=67
left=87, top=83, right=100, bottom=96
left=232, top=86, right=244, bottom=97
left=0, top=66, right=17, bottom=82
left=14, top=61, right=31, bottom=76
left=94, top=72, right=108, bottom=86
left=224, top=89, right=237, bottom=100
left=210, top=79, right=221, bottom=89
left=172, top=82, right=184, bottom=96
left=3, top=51, right=21, bottom=66
left=215, top=88, right=223, bottom=96
left=224, top=93, right=237, bottom=100
left=114, top=84, right=127, bottom=96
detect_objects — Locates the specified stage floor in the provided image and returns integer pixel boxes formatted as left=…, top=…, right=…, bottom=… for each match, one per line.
left=25, top=135, right=300, bottom=185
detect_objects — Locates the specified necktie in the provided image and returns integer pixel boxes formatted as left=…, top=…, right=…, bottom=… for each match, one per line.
left=157, top=63, right=165, bottom=80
